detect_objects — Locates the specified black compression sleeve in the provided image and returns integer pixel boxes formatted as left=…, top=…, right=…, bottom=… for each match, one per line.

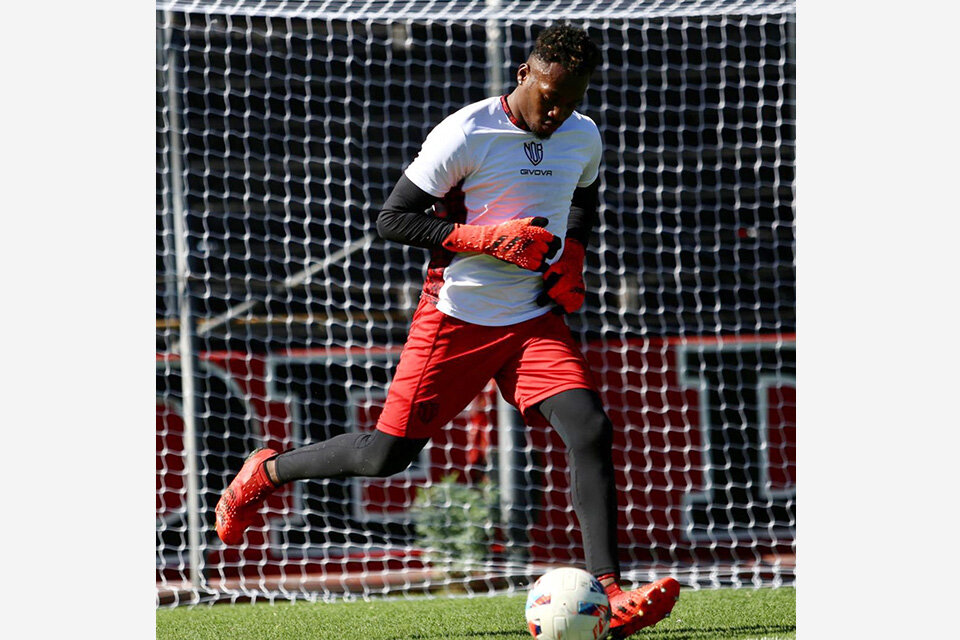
left=375, top=174, right=453, bottom=249
left=565, top=178, right=600, bottom=247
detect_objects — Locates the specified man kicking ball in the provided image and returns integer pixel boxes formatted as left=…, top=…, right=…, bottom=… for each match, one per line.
left=216, top=23, right=678, bottom=637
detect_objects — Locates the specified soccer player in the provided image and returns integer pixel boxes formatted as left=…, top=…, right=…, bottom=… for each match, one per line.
left=216, top=24, right=678, bottom=637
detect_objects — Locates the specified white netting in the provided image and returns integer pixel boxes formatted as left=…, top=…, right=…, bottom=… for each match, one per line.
left=157, top=0, right=796, bottom=606
left=157, top=0, right=795, bottom=19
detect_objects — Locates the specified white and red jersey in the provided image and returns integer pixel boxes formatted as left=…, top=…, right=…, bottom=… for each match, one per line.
left=403, top=95, right=601, bottom=326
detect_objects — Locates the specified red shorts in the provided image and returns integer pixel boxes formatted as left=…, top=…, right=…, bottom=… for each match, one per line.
left=376, top=299, right=598, bottom=439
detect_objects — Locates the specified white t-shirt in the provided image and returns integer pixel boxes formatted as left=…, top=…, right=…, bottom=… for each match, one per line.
left=404, top=95, right=602, bottom=327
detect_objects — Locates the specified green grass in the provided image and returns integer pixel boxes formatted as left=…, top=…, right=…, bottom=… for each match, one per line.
left=157, top=587, right=795, bottom=640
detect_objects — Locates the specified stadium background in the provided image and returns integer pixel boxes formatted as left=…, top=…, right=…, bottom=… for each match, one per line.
left=157, top=0, right=796, bottom=606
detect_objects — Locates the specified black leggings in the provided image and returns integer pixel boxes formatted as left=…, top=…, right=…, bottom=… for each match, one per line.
left=272, top=388, right=619, bottom=577
left=274, top=431, right=429, bottom=481
left=537, top=388, right=619, bottom=578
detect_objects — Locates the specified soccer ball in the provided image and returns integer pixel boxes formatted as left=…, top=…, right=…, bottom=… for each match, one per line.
left=524, top=567, right=611, bottom=640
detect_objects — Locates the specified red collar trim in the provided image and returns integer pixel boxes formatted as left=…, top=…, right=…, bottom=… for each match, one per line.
left=500, top=94, right=529, bottom=131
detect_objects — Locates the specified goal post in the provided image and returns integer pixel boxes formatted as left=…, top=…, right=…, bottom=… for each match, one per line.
left=156, top=0, right=796, bottom=606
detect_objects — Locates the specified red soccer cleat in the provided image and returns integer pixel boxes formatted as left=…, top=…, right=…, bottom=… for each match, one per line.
left=215, top=448, right=279, bottom=545
left=606, top=577, right=680, bottom=639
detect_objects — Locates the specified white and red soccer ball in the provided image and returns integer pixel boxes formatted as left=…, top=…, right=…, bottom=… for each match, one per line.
left=525, top=567, right=611, bottom=640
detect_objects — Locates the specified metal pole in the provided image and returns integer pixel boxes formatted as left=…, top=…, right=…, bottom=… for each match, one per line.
left=487, top=0, right=514, bottom=532
left=496, top=390, right=532, bottom=556
left=485, top=0, right=504, bottom=98
left=165, top=9, right=203, bottom=589
left=496, top=388, right=515, bottom=521
left=486, top=0, right=529, bottom=557
left=158, top=13, right=179, bottom=326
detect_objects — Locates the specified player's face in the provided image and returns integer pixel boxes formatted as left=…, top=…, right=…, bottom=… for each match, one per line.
left=516, top=59, right=590, bottom=140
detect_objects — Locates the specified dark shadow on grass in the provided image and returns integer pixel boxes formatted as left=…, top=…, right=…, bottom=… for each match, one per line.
left=405, top=632, right=520, bottom=639
left=402, top=624, right=796, bottom=640
left=641, top=623, right=797, bottom=638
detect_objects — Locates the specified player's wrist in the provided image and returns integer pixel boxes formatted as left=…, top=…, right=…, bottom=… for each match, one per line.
left=560, top=236, right=586, bottom=264
left=441, top=223, right=492, bottom=253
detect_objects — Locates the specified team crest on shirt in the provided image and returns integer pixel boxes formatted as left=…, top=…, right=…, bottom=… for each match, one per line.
left=523, top=141, right=544, bottom=166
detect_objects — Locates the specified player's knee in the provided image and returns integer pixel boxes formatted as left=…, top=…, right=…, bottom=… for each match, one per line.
left=365, top=452, right=415, bottom=477
left=360, top=432, right=426, bottom=477
left=571, top=411, right=613, bottom=454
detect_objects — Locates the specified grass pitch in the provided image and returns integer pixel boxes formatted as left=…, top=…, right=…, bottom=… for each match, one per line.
left=156, top=586, right=796, bottom=640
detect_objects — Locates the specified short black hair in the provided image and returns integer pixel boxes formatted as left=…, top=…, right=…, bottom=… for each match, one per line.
left=530, top=24, right=602, bottom=77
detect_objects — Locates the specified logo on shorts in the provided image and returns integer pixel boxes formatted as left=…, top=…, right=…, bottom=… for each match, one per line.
left=416, top=400, right=439, bottom=425
left=523, top=141, right=544, bottom=166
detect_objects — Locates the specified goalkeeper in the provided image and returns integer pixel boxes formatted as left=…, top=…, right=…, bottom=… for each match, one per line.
left=216, top=24, right=677, bottom=638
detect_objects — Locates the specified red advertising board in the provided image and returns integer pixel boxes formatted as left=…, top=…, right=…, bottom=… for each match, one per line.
left=157, top=334, right=795, bottom=581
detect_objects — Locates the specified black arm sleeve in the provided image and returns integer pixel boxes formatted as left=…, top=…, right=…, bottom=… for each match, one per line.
left=565, top=177, right=600, bottom=247
left=375, top=174, right=453, bottom=249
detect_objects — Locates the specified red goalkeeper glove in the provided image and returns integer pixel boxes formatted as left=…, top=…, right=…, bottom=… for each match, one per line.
left=535, top=237, right=586, bottom=314
left=441, top=216, right=561, bottom=272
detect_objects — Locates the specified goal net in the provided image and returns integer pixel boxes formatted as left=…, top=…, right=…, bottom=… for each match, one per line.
left=157, top=0, right=796, bottom=606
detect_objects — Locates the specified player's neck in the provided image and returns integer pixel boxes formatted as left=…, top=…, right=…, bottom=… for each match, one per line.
left=504, top=91, right=531, bottom=131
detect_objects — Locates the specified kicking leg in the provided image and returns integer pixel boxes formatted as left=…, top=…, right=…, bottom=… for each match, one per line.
left=272, top=430, right=429, bottom=482
left=537, top=388, right=619, bottom=578
left=537, top=388, right=678, bottom=638
left=215, top=432, right=427, bottom=545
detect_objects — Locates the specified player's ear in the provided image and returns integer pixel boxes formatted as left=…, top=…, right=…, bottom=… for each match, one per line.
left=517, top=63, right=530, bottom=86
